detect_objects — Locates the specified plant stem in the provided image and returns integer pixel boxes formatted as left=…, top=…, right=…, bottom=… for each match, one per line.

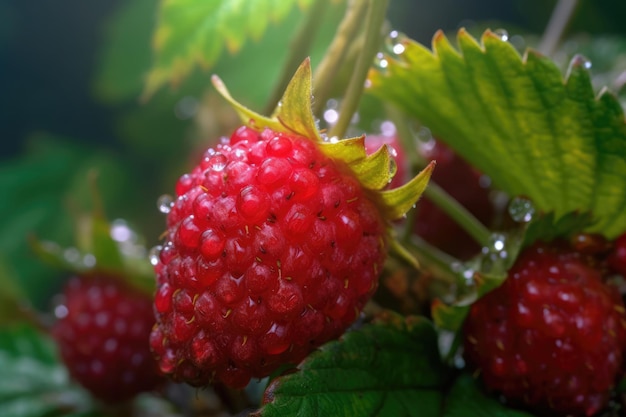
left=407, top=236, right=461, bottom=285
left=538, top=0, right=579, bottom=57
left=328, top=0, right=390, bottom=139
left=312, top=0, right=370, bottom=116
left=424, top=183, right=492, bottom=248
left=263, top=0, right=330, bottom=114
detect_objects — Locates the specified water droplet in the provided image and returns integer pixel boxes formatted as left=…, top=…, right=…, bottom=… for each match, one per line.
left=509, top=34, right=526, bottom=51
left=110, top=219, right=134, bottom=242
left=157, top=194, right=174, bottom=214
left=388, top=158, right=397, bottom=181
left=174, top=96, right=198, bottom=120
left=380, top=120, right=396, bottom=137
left=489, top=232, right=507, bottom=252
left=149, top=245, right=163, bottom=266
left=569, top=54, right=592, bottom=72
left=54, top=304, right=68, bottom=319
left=83, top=253, right=96, bottom=268
left=508, top=196, right=536, bottom=223
left=478, top=174, right=492, bottom=188
left=494, top=28, right=508, bottom=42
left=325, top=98, right=339, bottom=109
left=208, top=153, right=227, bottom=172
left=323, top=108, right=339, bottom=124
left=374, top=52, right=389, bottom=70
left=63, top=247, right=81, bottom=264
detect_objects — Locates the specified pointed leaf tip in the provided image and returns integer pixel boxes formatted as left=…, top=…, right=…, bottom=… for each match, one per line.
left=380, top=161, right=435, bottom=221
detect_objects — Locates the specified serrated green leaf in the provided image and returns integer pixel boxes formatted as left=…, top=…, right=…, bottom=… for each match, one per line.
left=368, top=29, right=626, bottom=238
left=0, top=325, right=95, bottom=417
left=443, top=373, right=534, bottom=417
left=144, top=0, right=315, bottom=98
left=254, top=313, right=447, bottom=417
left=521, top=211, right=595, bottom=247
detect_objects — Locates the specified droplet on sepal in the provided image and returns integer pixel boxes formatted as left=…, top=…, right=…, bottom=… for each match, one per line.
left=508, top=196, right=536, bottom=223
left=157, top=194, right=174, bottom=214
left=373, top=52, right=388, bottom=72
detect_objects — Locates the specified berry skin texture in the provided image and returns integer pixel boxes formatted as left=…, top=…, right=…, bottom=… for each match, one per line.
left=415, top=140, right=493, bottom=259
left=608, top=232, right=626, bottom=276
left=463, top=240, right=626, bottom=417
left=52, top=274, right=162, bottom=403
left=151, top=126, right=387, bottom=388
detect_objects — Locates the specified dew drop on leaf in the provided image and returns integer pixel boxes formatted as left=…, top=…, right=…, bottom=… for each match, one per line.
left=508, top=196, right=536, bottom=223
left=494, top=28, right=509, bottom=42
left=157, top=194, right=174, bottom=214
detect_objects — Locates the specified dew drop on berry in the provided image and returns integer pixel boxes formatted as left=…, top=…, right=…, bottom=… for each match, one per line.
left=208, top=153, right=228, bottom=172
left=157, top=194, right=174, bottom=214
left=149, top=245, right=162, bottom=266
left=508, top=196, right=536, bottom=223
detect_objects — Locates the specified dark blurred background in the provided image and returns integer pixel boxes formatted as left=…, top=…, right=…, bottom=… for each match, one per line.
left=2, top=0, right=625, bottom=159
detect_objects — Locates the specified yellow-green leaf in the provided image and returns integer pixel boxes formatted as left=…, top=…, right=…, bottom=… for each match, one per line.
left=368, top=29, right=626, bottom=238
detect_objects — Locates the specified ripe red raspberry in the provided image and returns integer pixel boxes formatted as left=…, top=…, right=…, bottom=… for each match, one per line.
left=608, top=232, right=626, bottom=276
left=150, top=126, right=387, bottom=388
left=463, top=240, right=626, bottom=416
left=52, top=274, right=163, bottom=403
left=415, top=140, right=494, bottom=259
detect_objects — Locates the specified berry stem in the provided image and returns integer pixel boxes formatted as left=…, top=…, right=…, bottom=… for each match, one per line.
left=386, top=104, right=492, bottom=249
left=407, top=236, right=460, bottom=285
left=263, top=0, right=330, bottom=114
left=328, top=0, right=390, bottom=139
left=312, top=0, right=370, bottom=116
left=423, top=184, right=492, bottom=249
left=538, top=0, right=579, bottom=57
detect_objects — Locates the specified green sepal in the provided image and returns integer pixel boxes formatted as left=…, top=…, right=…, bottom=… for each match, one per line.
left=379, top=161, right=435, bottom=220
left=213, top=58, right=433, bottom=223
left=318, top=136, right=367, bottom=163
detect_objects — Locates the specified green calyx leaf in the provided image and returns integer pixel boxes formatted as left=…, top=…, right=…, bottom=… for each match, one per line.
left=214, top=58, right=434, bottom=222
left=253, top=312, right=448, bottom=417
left=143, top=0, right=316, bottom=99
left=368, top=28, right=626, bottom=238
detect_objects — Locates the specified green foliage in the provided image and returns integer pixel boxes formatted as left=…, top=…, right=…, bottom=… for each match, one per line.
left=0, top=325, right=95, bottom=417
left=143, top=0, right=317, bottom=98
left=442, top=373, right=534, bottom=417
left=254, top=313, right=447, bottom=417
left=0, top=136, right=135, bottom=307
left=368, top=29, right=626, bottom=239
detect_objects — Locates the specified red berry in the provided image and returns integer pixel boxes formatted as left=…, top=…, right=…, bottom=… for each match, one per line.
left=608, top=232, right=626, bottom=276
left=463, top=240, right=626, bottom=416
left=52, top=274, right=163, bottom=403
left=151, top=126, right=387, bottom=388
left=415, top=140, right=494, bottom=259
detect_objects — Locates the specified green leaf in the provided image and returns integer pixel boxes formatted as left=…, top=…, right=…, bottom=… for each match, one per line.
left=368, top=29, right=626, bottom=238
left=0, top=258, right=31, bottom=325
left=144, top=0, right=316, bottom=98
left=0, top=135, right=135, bottom=307
left=254, top=313, right=447, bottom=417
left=521, top=210, right=594, bottom=247
left=432, top=228, right=525, bottom=332
left=0, top=325, right=95, bottom=417
left=443, top=373, right=534, bottom=417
